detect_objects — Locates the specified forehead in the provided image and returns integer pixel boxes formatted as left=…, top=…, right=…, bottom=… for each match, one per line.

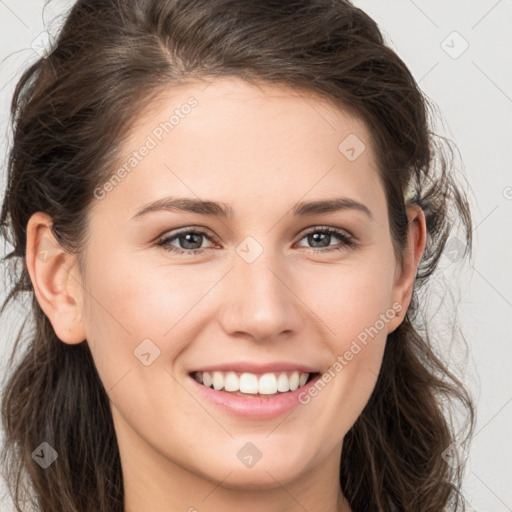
left=89, top=77, right=384, bottom=225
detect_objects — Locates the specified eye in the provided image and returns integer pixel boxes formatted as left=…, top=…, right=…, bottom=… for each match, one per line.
left=156, top=227, right=217, bottom=255
left=295, top=226, right=355, bottom=253
left=156, top=226, right=356, bottom=256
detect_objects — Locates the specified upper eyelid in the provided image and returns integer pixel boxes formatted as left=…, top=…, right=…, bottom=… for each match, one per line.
left=299, top=225, right=353, bottom=238
left=158, top=226, right=219, bottom=245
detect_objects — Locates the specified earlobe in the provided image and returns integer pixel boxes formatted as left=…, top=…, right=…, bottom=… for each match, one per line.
left=25, top=212, right=86, bottom=345
left=388, top=204, right=427, bottom=333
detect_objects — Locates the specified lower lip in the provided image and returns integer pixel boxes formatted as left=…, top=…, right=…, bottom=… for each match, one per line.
left=189, top=373, right=322, bottom=420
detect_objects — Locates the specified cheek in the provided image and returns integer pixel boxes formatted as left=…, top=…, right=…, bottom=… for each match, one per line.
left=300, top=252, right=396, bottom=410
left=80, top=248, right=221, bottom=385
left=300, top=252, right=397, bottom=345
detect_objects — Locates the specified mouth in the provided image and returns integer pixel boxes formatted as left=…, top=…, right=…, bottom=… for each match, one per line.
left=189, top=370, right=321, bottom=398
left=187, top=368, right=324, bottom=419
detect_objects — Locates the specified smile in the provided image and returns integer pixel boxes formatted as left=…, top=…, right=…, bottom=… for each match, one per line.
left=192, top=370, right=317, bottom=397
left=188, top=370, right=323, bottom=420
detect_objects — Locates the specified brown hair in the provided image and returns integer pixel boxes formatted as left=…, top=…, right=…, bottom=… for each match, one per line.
left=1, top=0, right=475, bottom=510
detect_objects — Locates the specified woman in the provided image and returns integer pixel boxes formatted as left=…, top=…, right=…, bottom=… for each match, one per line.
left=0, top=0, right=475, bottom=510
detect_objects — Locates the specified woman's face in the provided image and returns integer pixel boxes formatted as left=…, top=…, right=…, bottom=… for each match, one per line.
left=37, top=77, right=422, bottom=507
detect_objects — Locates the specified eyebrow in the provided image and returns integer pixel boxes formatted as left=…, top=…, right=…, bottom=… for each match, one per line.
left=131, top=196, right=373, bottom=221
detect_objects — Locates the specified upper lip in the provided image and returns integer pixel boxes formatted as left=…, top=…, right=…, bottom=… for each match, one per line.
left=190, top=362, right=321, bottom=375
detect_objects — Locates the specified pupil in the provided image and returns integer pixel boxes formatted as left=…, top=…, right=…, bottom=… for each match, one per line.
left=310, top=233, right=330, bottom=248
left=181, top=233, right=202, bottom=249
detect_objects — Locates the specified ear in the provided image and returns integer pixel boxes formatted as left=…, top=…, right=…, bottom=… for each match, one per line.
left=387, top=204, right=427, bottom=333
left=25, top=212, right=86, bottom=344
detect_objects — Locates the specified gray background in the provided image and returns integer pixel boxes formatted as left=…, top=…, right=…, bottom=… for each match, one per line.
left=0, top=1, right=511, bottom=510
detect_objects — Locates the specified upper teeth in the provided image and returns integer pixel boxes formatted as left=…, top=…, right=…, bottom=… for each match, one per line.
left=193, top=371, right=310, bottom=394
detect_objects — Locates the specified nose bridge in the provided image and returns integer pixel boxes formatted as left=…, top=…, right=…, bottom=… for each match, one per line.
left=218, top=235, right=302, bottom=339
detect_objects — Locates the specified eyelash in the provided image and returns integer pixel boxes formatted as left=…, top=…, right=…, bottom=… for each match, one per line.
left=156, top=226, right=356, bottom=256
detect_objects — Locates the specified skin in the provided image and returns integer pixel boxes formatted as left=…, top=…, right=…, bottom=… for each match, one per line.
left=26, top=77, right=426, bottom=512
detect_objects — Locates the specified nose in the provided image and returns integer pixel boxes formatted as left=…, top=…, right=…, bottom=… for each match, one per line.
left=217, top=244, right=304, bottom=342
